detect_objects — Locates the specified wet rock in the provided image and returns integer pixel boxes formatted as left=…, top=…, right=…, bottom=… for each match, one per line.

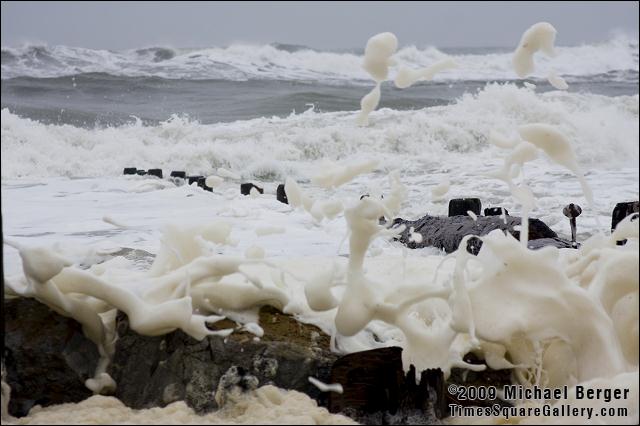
left=611, top=201, right=639, bottom=232
left=197, top=177, right=213, bottom=192
left=394, top=214, right=561, bottom=253
left=527, top=237, right=576, bottom=250
left=328, top=347, right=511, bottom=424
left=214, top=366, right=259, bottom=407
left=466, top=236, right=483, bottom=255
left=3, top=297, right=100, bottom=417
left=147, top=169, right=163, bottom=179
left=188, top=175, right=204, bottom=185
left=484, top=207, right=508, bottom=216
left=240, top=183, right=264, bottom=196
left=329, top=347, right=442, bottom=425
left=276, top=184, right=288, bottom=204
left=108, top=305, right=337, bottom=413
left=448, top=198, right=481, bottom=217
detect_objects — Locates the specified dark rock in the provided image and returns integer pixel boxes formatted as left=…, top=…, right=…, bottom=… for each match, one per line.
left=4, top=297, right=100, bottom=417
left=197, top=177, right=213, bottom=192
left=123, top=167, right=137, bottom=175
left=170, top=171, right=186, bottom=179
left=527, top=237, right=576, bottom=250
left=611, top=201, right=639, bottom=232
left=448, top=198, right=481, bottom=217
left=188, top=175, right=204, bottom=185
left=329, top=347, right=405, bottom=416
left=484, top=207, right=508, bottom=216
left=328, top=347, right=512, bottom=424
left=276, top=184, right=288, bottom=204
left=394, top=214, right=561, bottom=253
left=147, top=169, right=163, bottom=179
left=240, top=183, right=264, bottom=196
left=214, top=366, right=259, bottom=407
left=136, top=170, right=147, bottom=176
left=466, top=236, right=483, bottom=255
left=329, top=347, right=442, bottom=425
left=108, top=305, right=338, bottom=413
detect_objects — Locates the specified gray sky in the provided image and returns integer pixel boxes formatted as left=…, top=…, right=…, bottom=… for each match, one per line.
left=1, top=1, right=638, bottom=49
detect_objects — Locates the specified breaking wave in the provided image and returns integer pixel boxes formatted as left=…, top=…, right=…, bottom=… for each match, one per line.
left=2, top=35, right=638, bottom=82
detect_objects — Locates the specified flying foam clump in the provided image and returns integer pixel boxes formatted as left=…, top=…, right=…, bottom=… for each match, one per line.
left=512, top=22, right=570, bottom=90
left=512, top=22, right=557, bottom=78
left=394, top=58, right=457, bottom=89
left=356, top=32, right=398, bottom=127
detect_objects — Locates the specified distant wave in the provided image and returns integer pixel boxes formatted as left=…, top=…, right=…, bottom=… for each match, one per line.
left=2, top=84, right=637, bottom=179
left=2, top=36, right=638, bottom=82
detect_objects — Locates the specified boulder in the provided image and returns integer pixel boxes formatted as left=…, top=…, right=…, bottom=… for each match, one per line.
left=276, top=184, right=288, bottom=204
left=108, top=305, right=337, bottom=412
left=4, top=298, right=337, bottom=417
left=4, top=297, right=100, bottom=417
left=448, top=198, right=481, bottom=217
left=4, top=299, right=514, bottom=424
left=328, top=348, right=512, bottom=425
left=240, top=183, right=264, bottom=196
left=611, top=201, right=639, bottom=232
left=147, top=169, right=163, bottom=179
left=394, top=214, right=562, bottom=253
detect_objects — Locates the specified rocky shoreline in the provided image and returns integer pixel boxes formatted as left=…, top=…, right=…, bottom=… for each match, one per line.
left=4, top=297, right=512, bottom=425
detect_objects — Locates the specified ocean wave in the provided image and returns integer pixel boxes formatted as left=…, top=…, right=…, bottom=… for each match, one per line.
left=2, top=83, right=637, bottom=180
left=1, top=35, right=638, bottom=82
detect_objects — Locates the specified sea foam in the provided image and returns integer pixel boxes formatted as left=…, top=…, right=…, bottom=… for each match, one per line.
left=1, top=84, right=637, bottom=180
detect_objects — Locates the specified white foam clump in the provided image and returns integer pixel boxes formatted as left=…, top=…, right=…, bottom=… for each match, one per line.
left=488, top=130, right=519, bottom=149
left=357, top=32, right=398, bottom=126
left=242, top=322, right=265, bottom=337
left=255, top=226, right=286, bottom=236
left=430, top=178, right=450, bottom=201
left=356, top=84, right=381, bottom=127
left=518, top=123, right=593, bottom=206
left=2, top=385, right=356, bottom=425
left=394, top=58, right=457, bottom=89
left=284, top=176, right=346, bottom=223
left=489, top=123, right=593, bottom=244
left=408, top=227, right=423, bottom=244
left=218, top=167, right=241, bottom=180
left=245, top=245, right=265, bottom=259
left=205, top=175, right=224, bottom=188
left=131, top=178, right=176, bottom=193
left=249, top=187, right=261, bottom=198
left=513, top=22, right=557, bottom=78
left=362, top=32, right=398, bottom=83
left=308, top=377, right=344, bottom=394
left=547, top=70, right=568, bottom=90
left=312, top=159, right=379, bottom=189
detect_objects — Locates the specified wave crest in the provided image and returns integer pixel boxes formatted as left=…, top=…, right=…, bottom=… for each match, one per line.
left=2, top=36, right=638, bottom=82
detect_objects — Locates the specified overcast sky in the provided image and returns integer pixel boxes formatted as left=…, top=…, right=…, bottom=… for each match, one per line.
left=2, top=1, right=638, bottom=50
